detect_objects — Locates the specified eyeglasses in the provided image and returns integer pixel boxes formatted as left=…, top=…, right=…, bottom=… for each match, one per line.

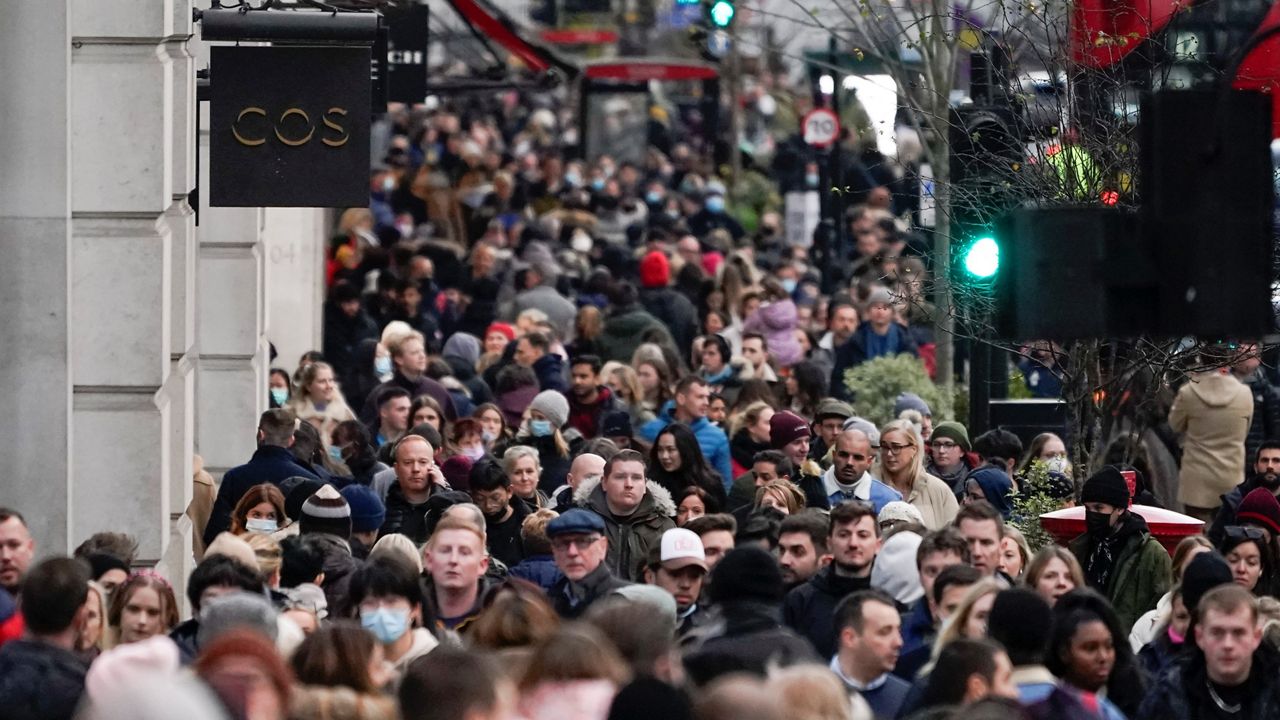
left=930, top=440, right=958, bottom=450
left=551, top=535, right=602, bottom=552
left=1225, top=525, right=1269, bottom=542
left=882, top=442, right=915, bottom=455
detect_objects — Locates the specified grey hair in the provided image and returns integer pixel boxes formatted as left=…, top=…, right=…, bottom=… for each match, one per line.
left=503, top=445, right=542, bottom=475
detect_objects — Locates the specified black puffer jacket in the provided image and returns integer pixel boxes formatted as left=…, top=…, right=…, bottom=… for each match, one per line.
left=0, top=639, right=87, bottom=720
left=639, top=286, right=698, bottom=357
left=1137, top=643, right=1280, bottom=720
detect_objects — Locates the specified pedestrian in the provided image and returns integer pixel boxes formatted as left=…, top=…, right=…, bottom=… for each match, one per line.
left=1169, top=359, right=1253, bottom=522
left=108, top=571, right=179, bottom=647
left=0, top=557, right=90, bottom=720
left=876, top=420, right=958, bottom=529
left=290, top=622, right=397, bottom=720
left=1048, top=588, right=1145, bottom=719
left=289, top=361, right=358, bottom=446
left=1025, top=545, right=1085, bottom=608
left=516, top=624, right=629, bottom=720
left=649, top=423, right=728, bottom=509
left=545, top=509, right=631, bottom=618
left=348, top=555, right=439, bottom=687
left=828, top=590, right=911, bottom=719
left=576, top=449, right=675, bottom=581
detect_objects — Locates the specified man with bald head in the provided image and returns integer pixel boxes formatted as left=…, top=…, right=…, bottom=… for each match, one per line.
left=822, top=429, right=902, bottom=513
left=379, top=435, right=447, bottom=543
left=552, top=453, right=606, bottom=513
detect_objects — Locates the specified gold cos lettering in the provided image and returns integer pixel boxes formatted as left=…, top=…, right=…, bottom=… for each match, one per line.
left=232, top=106, right=350, bottom=148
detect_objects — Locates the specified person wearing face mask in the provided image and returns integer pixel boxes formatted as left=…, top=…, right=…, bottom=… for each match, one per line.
left=230, top=484, right=289, bottom=537
left=1210, top=439, right=1280, bottom=545
left=515, top=391, right=573, bottom=496
left=348, top=556, right=439, bottom=690
left=687, top=186, right=745, bottom=240
left=1068, top=467, right=1172, bottom=632
left=330, top=420, right=389, bottom=488
left=339, top=485, right=386, bottom=560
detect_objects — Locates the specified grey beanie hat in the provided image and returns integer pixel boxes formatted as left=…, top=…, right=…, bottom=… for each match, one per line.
left=530, top=390, right=570, bottom=428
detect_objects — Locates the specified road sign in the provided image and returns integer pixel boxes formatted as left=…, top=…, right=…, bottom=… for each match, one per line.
left=802, top=108, right=840, bottom=148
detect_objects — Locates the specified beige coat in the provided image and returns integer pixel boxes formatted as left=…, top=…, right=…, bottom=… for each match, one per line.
left=902, top=471, right=960, bottom=530
left=189, top=455, right=215, bottom=561
left=1170, top=371, right=1253, bottom=509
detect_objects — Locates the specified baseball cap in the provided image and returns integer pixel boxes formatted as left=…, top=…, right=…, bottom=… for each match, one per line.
left=652, top=528, right=707, bottom=571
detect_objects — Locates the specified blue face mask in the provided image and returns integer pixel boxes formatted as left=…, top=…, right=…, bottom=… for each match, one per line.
left=805, top=173, right=820, bottom=188
left=362, top=607, right=410, bottom=645
left=705, top=195, right=725, bottom=213
left=270, top=388, right=288, bottom=406
left=245, top=517, right=278, bottom=534
left=530, top=419, right=554, bottom=437
left=590, top=178, right=606, bottom=192
left=374, top=356, right=392, bottom=376
left=327, top=445, right=345, bottom=463
left=781, top=278, right=798, bottom=294
left=645, top=191, right=663, bottom=205
left=564, top=171, right=582, bottom=188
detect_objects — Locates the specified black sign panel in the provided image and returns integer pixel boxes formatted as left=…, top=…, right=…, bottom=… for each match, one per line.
left=385, top=4, right=429, bottom=103
left=210, top=46, right=371, bottom=208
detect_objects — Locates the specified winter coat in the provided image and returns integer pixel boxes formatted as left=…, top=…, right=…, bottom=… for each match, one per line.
left=204, top=445, right=320, bottom=547
left=190, top=454, right=216, bottom=561
left=1137, top=644, right=1280, bottom=720
left=1170, top=371, right=1253, bottom=508
left=529, top=353, right=568, bottom=393
left=380, top=481, right=446, bottom=545
left=358, top=371, right=459, bottom=428
left=290, top=685, right=398, bottom=720
left=549, top=562, right=632, bottom=619
left=597, top=305, right=675, bottom=364
left=820, top=467, right=903, bottom=514
left=511, top=285, right=578, bottom=341
left=729, top=429, right=771, bottom=478
left=509, top=553, right=563, bottom=594
left=1069, top=514, right=1172, bottom=633
left=882, top=470, right=959, bottom=531
left=783, top=564, right=873, bottom=659
left=567, top=385, right=619, bottom=439
left=311, top=533, right=358, bottom=618
left=322, top=304, right=380, bottom=382
left=289, top=395, right=357, bottom=445
left=0, top=639, right=86, bottom=720
left=1135, top=628, right=1183, bottom=685
left=639, top=402, right=734, bottom=493
left=1240, top=369, right=1280, bottom=468
left=575, top=477, right=676, bottom=581
left=684, top=600, right=820, bottom=686
left=830, top=323, right=919, bottom=402
left=341, top=339, right=385, bottom=412
left=743, top=300, right=804, bottom=368
left=639, top=286, right=698, bottom=357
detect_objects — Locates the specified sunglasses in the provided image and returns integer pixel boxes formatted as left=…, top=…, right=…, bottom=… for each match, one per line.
left=1225, top=525, right=1269, bottom=542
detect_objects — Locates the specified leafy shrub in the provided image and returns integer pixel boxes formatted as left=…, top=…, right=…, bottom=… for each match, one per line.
left=842, top=354, right=945, bottom=428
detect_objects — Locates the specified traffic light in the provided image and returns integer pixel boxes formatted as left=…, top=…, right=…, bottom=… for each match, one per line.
left=705, top=0, right=734, bottom=27
left=962, top=235, right=1000, bottom=280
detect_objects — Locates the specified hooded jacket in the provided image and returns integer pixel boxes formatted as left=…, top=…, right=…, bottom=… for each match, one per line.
left=1170, top=371, right=1254, bottom=508
left=639, top=402, right=734, bottom=492
left=380, top=481, right=446, bottom=545
left=1069, top=512, right=1171, bottom=632
left=597, top=305, right=675, bottom=364
left=574, top=476, right=676, bottom=582
left=743, top=299, right=804, bottom=368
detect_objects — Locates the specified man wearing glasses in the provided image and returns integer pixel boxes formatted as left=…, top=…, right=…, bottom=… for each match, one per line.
left=545, top=508, right=631, bottom=619
left=925, top=422, right=976, bottom=498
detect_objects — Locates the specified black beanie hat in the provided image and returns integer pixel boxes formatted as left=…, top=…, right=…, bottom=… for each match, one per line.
left=987, top=588, right=1053, bottom=666
left=709, top=547, right=784, bottom=605
left=86, top=552, right=129, bottom=581
left=607, top=676, right=693, bottom=720
left=1080, top=466, right=1129, bottom=508
left=280, top=476, right=326, bottom=521
left=1182, top=551, right=1234, bottom=616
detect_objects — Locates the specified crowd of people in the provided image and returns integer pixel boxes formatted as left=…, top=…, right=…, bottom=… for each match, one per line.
left=6, top=91, right=1280, bottom=720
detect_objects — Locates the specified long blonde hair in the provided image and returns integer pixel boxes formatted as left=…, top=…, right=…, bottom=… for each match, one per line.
left=879, top=419, right=925, bottom=485
left=604, top=362, right=643, bottom=406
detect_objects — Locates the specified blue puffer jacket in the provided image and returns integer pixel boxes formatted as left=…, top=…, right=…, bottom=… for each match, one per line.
left=639, top=402, right=733, bottom=493
left=508, top=554, right=563, bottom=594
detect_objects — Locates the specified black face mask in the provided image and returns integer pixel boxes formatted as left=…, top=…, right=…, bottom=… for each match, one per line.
left=1085, top=509, right=1114, bottom=537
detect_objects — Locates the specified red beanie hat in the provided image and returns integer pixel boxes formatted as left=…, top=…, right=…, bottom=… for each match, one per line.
left=770, top=411, right=811, bottom=449
left=486, top=322, right=516, bottom=342
left=1237, top=487, right=1280, bottom=535
left=639, top=251, right=670, bottom=289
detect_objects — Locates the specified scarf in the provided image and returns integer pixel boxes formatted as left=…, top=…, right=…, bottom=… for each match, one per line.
left=1085, top=512, right=1147, bottom=591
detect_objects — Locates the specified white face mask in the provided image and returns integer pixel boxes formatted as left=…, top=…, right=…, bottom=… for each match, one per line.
left=571, top=230, right=593, bottom=254
left=246, top=517, right=278, bottom=534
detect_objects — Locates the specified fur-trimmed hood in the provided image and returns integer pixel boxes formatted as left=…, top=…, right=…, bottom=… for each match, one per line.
left=572, top=475, right=677, bottom=519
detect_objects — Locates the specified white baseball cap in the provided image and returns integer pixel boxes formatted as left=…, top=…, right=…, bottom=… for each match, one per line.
left=659, top=528, right=707, bottom=571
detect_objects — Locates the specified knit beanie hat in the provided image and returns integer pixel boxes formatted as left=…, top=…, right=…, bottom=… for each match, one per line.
left=893, top=392, right=932, bottom=418
left=205, top=533, right=261, bottom=573
left=1181, top=552, right=1233, bottom=615
left=987, top=588, right=1053, bottom=666
left=530, top=390, right=570, bottom=429
left=299, top=485, right=352, bottom=540
left=639, top=251, right=671, bottom=289
left=709, top=546, right=785, bottom=604
left=966, top=466, right=1015, bottom=519
left=930, top=421, right=971, bottom=452
left=769, top=411, right=810, bottom=449
left=440, top=455, right=474, bottom=492
left=86, top=636, right=181, bottom=703
left=1237, top=487, right=1280, bottom=536
left=339, top=485, right=385, bottom=535
left=870, top=531, right=924, bottom=605
left=442, top=332, right=482, bottom=367
left=486, top=322, right=516, bottom=342
left=279, top=476, right=326, bottom=522
left=1080, top=466, right=1130, bottom=508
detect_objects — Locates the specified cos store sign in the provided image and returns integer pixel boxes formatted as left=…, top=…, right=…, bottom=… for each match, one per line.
left=210, top=46, right=370, bottom=208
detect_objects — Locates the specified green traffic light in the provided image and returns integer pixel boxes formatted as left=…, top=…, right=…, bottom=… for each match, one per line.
left=708, top=0, right=735, bottom=27
left=964, top=236, right=1000, bottom=278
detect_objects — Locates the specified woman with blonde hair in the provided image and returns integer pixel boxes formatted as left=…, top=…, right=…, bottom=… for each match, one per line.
left=288, top=361, right=356, bottom=445
left=754, top=480, right=805, bottom=517
left=877, top=420, right=958, bottom=530
left=728, top=400, right=775, bottom=477
left=518, top=624, right=630, bottom=720
left=369, top=533, right=423, bottom=575
left=925, top=578, right=1002, bottom=674
left=603, top=362, right=654, bottom=427
left=78, top=580, right=108, bottom=660
left=766, top=665, right=872, bottom=720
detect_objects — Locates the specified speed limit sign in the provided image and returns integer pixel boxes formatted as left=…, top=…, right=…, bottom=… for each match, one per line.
left=802, top=108, right=840, bottom=148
